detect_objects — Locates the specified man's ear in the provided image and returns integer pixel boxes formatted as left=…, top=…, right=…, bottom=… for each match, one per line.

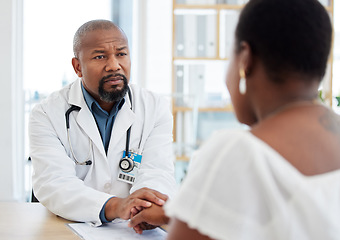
left=238, top=41, right=253, bottom=76
left=72, top=57, right=82, bottom=78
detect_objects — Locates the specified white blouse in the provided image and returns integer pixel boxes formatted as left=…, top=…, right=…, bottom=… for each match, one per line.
left=165, top=130, right=340, bottom=240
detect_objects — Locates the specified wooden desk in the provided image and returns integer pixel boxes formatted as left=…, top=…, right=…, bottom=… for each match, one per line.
left=0, top=202, right=79, bottom=240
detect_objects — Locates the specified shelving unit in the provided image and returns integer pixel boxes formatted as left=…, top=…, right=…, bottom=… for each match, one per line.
left=171, top=0, right=334, bottom=163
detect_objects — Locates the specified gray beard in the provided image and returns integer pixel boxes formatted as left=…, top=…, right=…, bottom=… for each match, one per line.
left=98, top=75, right=128, bottom=103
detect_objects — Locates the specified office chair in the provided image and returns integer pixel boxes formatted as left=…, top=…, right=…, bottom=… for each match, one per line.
left=28, top=157, right=39, bottom=203
left=31, top=190, right=39, bottom=202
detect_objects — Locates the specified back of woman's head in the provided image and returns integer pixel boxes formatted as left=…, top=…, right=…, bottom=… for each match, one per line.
left=235, top=0, right=332, bottom=82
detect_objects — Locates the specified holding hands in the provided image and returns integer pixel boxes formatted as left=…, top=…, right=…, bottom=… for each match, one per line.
left=104, top=187, right=169, bottom=233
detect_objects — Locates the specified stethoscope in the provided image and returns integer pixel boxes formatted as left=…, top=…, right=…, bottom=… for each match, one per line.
left=65, top=87, right=135, bottom=172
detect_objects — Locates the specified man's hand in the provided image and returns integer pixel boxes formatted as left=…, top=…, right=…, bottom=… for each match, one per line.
left=104, top=188, right=168, bottom=221
left=128, top=203, right=169, bottom=234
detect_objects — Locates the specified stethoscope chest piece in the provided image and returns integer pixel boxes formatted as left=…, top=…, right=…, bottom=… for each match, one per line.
left=119, top=156, right=134, bottom=173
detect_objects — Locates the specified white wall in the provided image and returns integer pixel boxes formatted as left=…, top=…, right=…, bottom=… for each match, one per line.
left=0, top=0, right=25, bottom=201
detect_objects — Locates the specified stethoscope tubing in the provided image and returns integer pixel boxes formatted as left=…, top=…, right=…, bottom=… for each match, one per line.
left=65, top=86, right=132, bottom=166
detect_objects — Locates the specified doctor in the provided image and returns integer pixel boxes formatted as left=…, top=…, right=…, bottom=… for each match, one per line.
left=29, top=19, right=177, bottom=227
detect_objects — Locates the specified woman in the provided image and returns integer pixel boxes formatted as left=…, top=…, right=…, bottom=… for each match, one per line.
left=164, top=0, right=340, bottom=239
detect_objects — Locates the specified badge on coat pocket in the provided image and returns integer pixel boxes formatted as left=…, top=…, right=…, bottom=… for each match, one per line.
left=117, top=151, right=142, bottom=184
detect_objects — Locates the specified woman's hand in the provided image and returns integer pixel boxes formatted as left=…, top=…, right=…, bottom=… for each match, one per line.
left=128, top=203, right=169, bottom=234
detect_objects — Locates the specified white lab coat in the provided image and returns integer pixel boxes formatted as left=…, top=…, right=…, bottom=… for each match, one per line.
left=29, top=79, right=177, bottom=226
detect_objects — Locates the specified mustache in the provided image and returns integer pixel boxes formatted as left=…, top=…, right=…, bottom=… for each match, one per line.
left=101, top=73, right=127, bottom=82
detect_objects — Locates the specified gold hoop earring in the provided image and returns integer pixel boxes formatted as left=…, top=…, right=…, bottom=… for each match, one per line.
left=239, top=69, right=246, bottom=95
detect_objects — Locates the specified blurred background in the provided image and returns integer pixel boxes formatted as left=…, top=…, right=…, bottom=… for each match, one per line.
left=0, top=0, right=338, bottom=202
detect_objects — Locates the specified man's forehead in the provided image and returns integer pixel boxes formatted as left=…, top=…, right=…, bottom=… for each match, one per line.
left=80, top=29, right=128, bottom=50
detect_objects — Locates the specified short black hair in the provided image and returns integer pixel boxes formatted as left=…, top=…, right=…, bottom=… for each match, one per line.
left=235, top=0, right=332, bottom=82
left=73, top=19, right=126, bottom=58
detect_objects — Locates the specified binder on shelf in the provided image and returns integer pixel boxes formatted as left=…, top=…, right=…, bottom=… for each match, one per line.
left=189, top=65, right=205, bottom=107
left=197, top=15, right=207, bottom=57
left=175, top=111, right=184, bottom=156
left=181, top=64, right=190, bottom=106
left=239, top=0, right=249, bottom=4
left=224, top=0, right=240, bottom=4
left=175, top=65, right=185, bottom=106
left=175, top=64, right=205, bottom=107
left=184, top=14, right=198, bottom=58
left=176, top=0, right=186, bottom=4
left=186, top=0, right=197, bottom=4
left=223, top=10, right=239, bottom=58
left=206, top=0, right=217, bottom=4
left=183, top=111, right=197, bottom=156
left=175, top=15, right=185, bottom=57
left=194, top=0, right=207, bottom=4
left=205, top=14, right=216, bottom=58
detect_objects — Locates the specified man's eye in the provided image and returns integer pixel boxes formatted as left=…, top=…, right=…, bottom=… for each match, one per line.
left=94, top=55, right=105, bottom=59
left=117, top=53, right=127, bottom=57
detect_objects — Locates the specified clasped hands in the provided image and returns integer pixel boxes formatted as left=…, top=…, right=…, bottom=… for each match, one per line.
left=104, top=187, right=169, bottom=234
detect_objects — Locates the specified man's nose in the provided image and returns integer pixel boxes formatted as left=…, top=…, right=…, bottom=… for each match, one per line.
left=105, top=56, right=120, bottom=72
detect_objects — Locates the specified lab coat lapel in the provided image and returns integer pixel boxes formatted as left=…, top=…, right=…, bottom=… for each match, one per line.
left=108, top=93, right=135, bottom=155
left=76, top=108, right=106, bottom=158
left=68, top=79, right=106, bottom=158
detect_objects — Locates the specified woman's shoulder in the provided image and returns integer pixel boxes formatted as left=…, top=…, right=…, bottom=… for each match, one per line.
left=195, top=129, right=266, bottom=160
left=200, top=128, right=252, bottom=147
left=188, top=129, right=272, bottom=176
